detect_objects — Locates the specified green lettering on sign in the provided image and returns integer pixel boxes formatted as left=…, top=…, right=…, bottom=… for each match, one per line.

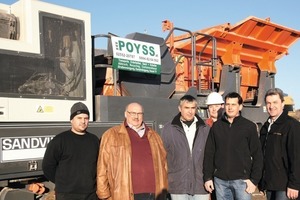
left=111, top=36, right=161, bottom=75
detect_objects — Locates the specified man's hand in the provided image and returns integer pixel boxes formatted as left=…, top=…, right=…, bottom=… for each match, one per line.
left=287, top=188, right=299, bottom=199
left=204, top=180, right=214, bottom=193
left=244, top=179, right=256, bottom=194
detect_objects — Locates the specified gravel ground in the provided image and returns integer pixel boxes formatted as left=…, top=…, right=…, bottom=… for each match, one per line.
left=41, top=188, right=267, bottom=200
left=252, top=189, right=266, bottom=200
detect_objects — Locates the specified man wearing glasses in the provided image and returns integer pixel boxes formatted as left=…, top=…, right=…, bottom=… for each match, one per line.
left=96, top=102, right=168, bottom=200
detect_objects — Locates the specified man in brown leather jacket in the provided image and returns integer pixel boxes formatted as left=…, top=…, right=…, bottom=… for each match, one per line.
left=96, top=102, right=168, bottom=200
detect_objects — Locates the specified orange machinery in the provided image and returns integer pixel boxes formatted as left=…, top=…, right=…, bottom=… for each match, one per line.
left=162, top=16, right=300, bottom=104
left=96, top=16, right=300, bottom=124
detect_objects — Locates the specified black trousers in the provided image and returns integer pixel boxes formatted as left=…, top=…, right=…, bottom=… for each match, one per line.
left=134, top=193, right=155, bottom=200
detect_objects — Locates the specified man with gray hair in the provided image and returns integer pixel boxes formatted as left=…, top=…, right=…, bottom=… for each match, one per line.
left=259, top=88, right=300, bottom=200
left=161, top=95, right=210, bottom=200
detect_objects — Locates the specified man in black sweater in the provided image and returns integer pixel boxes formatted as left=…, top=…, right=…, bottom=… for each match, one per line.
left=259, top=88, right=300, bottom=200
left=203, top=92, right=263, bottom=200
left=42, top=102, right=99, bottom=200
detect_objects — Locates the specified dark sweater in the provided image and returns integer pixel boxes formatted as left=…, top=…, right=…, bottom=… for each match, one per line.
left=203, top=115, right=263, bottom=185
left=42, top=130, right=99, bottom=194
left=127, top=126, right=156, bottom=194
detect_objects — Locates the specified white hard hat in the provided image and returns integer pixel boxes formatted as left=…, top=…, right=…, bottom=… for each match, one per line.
left=206, top=92, right=224, bottom=105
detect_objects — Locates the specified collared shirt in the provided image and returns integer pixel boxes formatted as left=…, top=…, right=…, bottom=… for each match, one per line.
left=267, top=111, right=283, bottom=132
left=180, top=116, right=198, bottom=152
left=127, top=123, right=146, bottom=137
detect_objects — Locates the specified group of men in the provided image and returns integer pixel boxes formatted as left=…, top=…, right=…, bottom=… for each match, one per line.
left=42, top=88, right=300, bottom=200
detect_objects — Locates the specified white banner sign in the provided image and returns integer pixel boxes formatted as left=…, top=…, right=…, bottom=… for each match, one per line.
left=1, top=135, right=54, bottom=162
left=111, top=36, right=161, bottom=75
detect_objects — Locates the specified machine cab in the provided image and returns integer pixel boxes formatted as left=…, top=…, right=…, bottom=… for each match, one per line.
left=0, top=0, right=93, bottom=122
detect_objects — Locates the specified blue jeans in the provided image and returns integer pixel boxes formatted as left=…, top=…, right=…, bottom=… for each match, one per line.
left=170, top=194, right=210, bottom=200
left=214, top=177, right=251, bottom=200
left=266, top=190, right=289, bottom=200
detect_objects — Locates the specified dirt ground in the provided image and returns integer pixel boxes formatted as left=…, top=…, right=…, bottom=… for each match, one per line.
left=41, top=191, right=55, bottom=200
left=42, top=190, right=266, bottom=200
left=253, top=194, right=266, bottom=200
left=252, top=189, right=266, bottom=200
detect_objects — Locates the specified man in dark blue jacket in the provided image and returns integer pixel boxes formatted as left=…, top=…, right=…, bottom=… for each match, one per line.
left=259, top=88, right=300, bottom=200
left=203, top=92, right=263, bottom=200
left=161, top=95, right=210, bottom=200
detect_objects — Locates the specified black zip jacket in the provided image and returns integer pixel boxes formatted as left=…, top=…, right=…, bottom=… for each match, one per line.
left=203, top=114, right=263, bottom=185
left=259, top=110, right=300, bottom=191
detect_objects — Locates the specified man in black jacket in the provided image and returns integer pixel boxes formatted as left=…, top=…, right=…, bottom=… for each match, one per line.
left=203, top=92, right=263, bottom=200
left=259, top=88, right=300, bottom=200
